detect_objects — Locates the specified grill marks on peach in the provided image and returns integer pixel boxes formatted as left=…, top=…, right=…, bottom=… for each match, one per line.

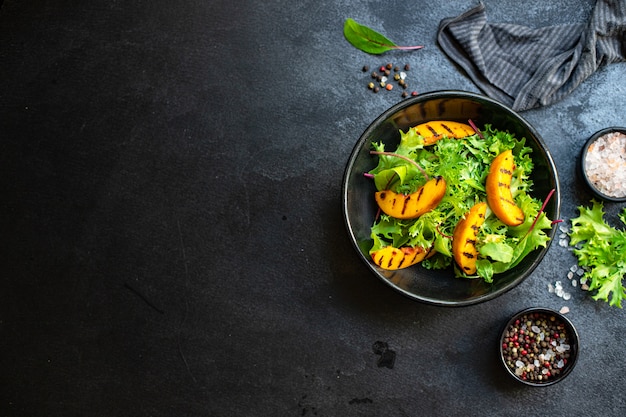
left=452, top=202, right=487, bottom=275
left=413, top=120, right=475, bottom=146
left=371, top=246, right=430, bottom=270
left=497, top=176, right=519, bottom=209
left=426, top=124, right=440, bottom=138
left=461, top=217, right=483, bottom=263
left=402, top=187, right=425, bottom=215
left=426, top=122, right=455, bottom=143
left=440, top=122, right=455, bottom=136
left=486, top=150, right=525, bottom=226
left=375, top=176, right=446, bottom=220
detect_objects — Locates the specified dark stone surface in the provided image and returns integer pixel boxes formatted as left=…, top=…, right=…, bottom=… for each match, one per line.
left=1, top=0, right=625, bottom=416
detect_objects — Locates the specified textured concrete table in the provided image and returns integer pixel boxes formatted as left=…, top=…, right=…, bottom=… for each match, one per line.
left=1, top=0, right=625, bottom=415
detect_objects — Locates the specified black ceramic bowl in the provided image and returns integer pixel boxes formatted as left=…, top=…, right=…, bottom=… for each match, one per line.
left=580, top=127, right=626, bottom=203
left=499, top=308, right=579, bottom=386
left=341, top=91, right=560, bottom=306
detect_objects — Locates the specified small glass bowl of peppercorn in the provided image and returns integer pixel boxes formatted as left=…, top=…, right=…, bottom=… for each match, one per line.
left=499, top=307, right=579, bottom=386
left=580, top=127, right=626, bottom=202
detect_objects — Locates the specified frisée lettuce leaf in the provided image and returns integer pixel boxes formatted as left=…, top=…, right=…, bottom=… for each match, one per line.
left=568, top=201, right=626, bottom=308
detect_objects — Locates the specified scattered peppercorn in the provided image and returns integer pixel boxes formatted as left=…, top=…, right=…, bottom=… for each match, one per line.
left=361, top=63, right=417, bottom=98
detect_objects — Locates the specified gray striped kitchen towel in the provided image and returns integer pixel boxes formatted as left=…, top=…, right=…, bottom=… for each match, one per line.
left=437, top=0, right=626, bottom=111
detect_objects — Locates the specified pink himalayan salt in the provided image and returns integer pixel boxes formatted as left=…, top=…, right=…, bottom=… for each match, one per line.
left=584, top=131, right=626, bottom=198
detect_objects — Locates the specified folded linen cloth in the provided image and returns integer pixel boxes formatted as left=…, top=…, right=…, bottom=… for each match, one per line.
left=437, top=0, right=626, bottom=111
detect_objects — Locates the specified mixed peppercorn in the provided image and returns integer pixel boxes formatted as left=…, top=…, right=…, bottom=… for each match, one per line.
left=361, top=62, right=418, bottom=98
left=501, top=311, right=575, bottom=384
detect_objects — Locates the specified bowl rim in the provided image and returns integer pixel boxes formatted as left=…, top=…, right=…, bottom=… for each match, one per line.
left=341, top=90, right=561, bottom=307
left=498, top=307, right=579, bottom=387
left=580, top=126, right=626, bottom=203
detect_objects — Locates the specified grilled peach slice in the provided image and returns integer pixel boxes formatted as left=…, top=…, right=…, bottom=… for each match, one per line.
left=486, top=150, right=525, bottom=226
left=452, top=202, right=487, bottom=275
left=414, top=120, right=474, bottom=146
left=375, top=176, right=446, bottom=220
left=371, top=245, right=431, bottom=270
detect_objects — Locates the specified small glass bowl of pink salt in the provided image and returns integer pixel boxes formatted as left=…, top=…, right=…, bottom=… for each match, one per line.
left=581, top=127, right=626, bottom=203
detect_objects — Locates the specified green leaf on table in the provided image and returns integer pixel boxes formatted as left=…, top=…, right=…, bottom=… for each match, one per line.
left=343, top=18, right=423, bottom=55
left=569, top=201, right=626, bottom=308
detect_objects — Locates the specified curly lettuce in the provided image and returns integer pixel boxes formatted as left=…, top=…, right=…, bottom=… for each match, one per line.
left=569, top=201, right=626, bottom=308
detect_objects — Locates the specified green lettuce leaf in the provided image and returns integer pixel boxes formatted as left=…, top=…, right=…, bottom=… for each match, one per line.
left=569, top=201, right=626, bottom=308
left=480, top=242, right=514, bottom=263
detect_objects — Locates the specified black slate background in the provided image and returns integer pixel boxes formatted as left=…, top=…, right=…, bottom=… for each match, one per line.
left=1, top=0, right=625, bottom=416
